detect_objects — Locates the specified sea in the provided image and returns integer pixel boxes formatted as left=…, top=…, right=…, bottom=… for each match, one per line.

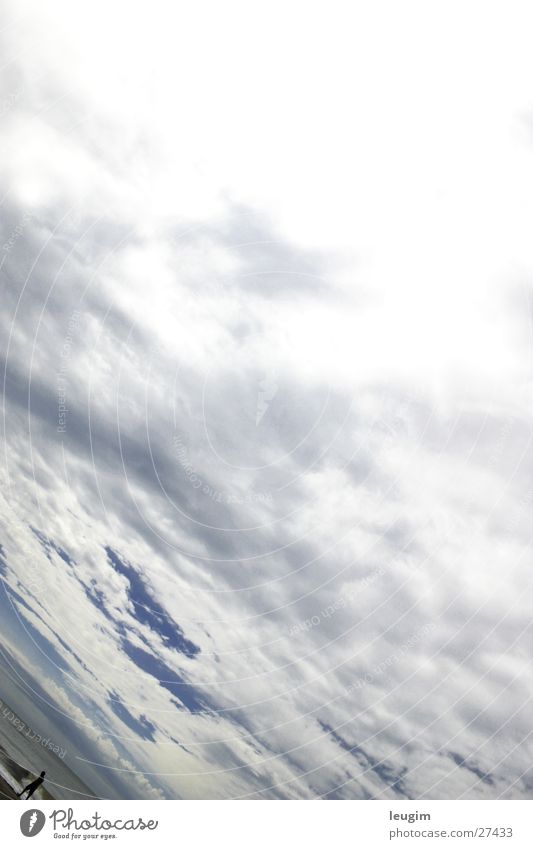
left=0, top=698, right=96, bottom=800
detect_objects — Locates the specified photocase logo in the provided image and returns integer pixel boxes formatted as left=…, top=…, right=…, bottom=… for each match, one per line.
left=20, top=809, right=46, bottom=837
left=256, top=371, right=278, bottom=426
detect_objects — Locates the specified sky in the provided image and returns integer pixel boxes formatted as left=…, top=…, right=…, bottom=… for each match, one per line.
left=1, top=0, right=533, bottom=799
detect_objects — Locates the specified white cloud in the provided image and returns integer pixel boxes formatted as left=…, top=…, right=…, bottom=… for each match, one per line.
left=1, top=0, right=533, bottom=800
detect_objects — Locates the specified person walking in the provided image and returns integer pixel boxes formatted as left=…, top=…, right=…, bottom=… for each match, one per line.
left=17, top=771, right=46, bottom=800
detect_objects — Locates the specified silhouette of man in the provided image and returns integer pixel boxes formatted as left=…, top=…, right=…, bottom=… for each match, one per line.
left=17, top=771, right=46, bottom=800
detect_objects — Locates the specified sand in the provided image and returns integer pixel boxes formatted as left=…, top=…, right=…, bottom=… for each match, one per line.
left=0, top=774, right=19, bottom=800
left=0, top=775, right=55, bottom=801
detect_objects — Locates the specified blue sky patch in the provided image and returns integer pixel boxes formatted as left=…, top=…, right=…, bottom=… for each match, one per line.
left=108, top=690, right=157, bottom=741
left=105, top=546, right=200, bottom=658
left=121, top=638, right=207, bottom=714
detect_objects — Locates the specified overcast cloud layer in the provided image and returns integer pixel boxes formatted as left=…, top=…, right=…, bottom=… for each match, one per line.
left=1, top=1, right=533, bottom=800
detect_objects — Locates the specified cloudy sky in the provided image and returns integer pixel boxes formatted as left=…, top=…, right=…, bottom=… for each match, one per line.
left=1, top=0, right=533, bottom=799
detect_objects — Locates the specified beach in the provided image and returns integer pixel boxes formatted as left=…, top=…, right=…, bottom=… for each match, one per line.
left=0, top=696, right=94, bottom=801
left=0, top=772, right=18, bottom=800
left=0, top=741, right=55, bottom=801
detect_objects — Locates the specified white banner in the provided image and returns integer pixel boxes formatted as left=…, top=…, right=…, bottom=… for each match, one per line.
left=2, top=800, right=532, bottom=848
